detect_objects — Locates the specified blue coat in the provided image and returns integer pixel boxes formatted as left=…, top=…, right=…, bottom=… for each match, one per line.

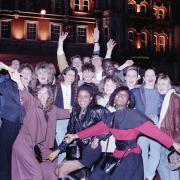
left=0, top=78, right=25, bottom=123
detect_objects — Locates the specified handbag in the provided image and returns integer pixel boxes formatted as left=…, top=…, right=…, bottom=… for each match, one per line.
left=66, top=141, right=82, bottom=160
left=100, top=153, right=120, bottom=175
left=34, top=144, right=42, bottom=163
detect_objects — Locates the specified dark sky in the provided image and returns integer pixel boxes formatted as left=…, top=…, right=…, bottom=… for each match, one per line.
left=172, top=0, right=180, bottom=25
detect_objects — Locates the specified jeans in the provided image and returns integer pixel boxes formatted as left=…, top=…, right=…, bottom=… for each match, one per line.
left=138, top=115, right=161, bottom=180
left=158, top=146, right=180, bottom=180
left=56, top=119, right=69, bottom=164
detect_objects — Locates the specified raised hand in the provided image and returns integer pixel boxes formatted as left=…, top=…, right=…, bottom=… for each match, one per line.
left=58, top=32, right=68, bottom=46
left=0, top=62, right=13, bottom=72
left=107, top=39, right=116, bottom=51
left=124, top=60, right=134, bottom=67
left=92, top=26, right=100, bottom=43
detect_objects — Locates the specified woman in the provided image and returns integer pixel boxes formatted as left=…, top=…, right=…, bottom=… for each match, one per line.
left=55, top=66, right=78, bottom=162
left=0, top=63, right=33, bottom=180
left=65, top=86, right=180, bottom=180
left=49, top=84, right=109, bottom=179
left=9, top=70, right=70, bottom=180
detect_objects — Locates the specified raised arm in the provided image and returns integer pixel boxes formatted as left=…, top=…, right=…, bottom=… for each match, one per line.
left=55, top=107, right=70, bottom=120
left=105, top=39, right=116, bottom=59
left=57, top=32, right=69, bottom=72
left=117, top=60, right=134, bottom=71
left=92, top=26, right=100, bottom=55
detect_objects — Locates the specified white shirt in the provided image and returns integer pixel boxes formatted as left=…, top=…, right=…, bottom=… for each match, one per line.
left=61, top=83, right=71, bottom=109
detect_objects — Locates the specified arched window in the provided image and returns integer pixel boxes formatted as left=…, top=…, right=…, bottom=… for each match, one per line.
left=140, top=4, right=146, bottom=16
left=74, top=0, right=80, bottom=11
left=153, top=33, right=158, bottom=52
left=128, top=28, right=136, bottom=49
left=140, top=30, right=149, bottom=48
left=153, top=5, right=158, bottom=19
left=159, top=9, right=165, bottom=19
left=159, top=35, right=166, bottom=52
left=83, top=0, right=89, bottom=12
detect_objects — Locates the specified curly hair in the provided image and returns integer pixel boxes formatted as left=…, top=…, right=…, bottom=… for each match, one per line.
left=109, top=86, right=135, bottom=109
left=33, top=84, right=55, bottom=112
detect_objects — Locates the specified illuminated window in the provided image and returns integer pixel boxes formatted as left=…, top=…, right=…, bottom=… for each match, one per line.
left=140, top=4, right=146, bottom=16
left=159, top=9, right=165, bottom=19
left=74, top=0, right=80, bottom=11
left=153, top=34, right=158, bottom=52
left=50, top=23, right=61, bottom=41
left=77, top=26, right=87, bottom=43
left=0, top=20, right=11, bottom=38
left=140, top=31, right=149, bottom=48
left=83, top=0, right=89, bottom=12
left=26, top=21, right=37, bottom=40
left=159, top=35, right=166, bottom=52
left=128, top=30, right=136, bottom=49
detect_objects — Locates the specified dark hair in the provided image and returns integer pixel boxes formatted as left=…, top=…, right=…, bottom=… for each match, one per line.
left=33, top=84, right=54, bottom=112
left=19, top=63, right=34, bottom=73
left=73, top=83, right=97, bottom=112
left=157, top=73, right=171, bottom=85
left=59, top=66, right=78, bottom=85
left=70, top=55, right=82, bottom=64
left=109, top=86, right=135, bottom=108
left=82, top=63, right=95, bottom=73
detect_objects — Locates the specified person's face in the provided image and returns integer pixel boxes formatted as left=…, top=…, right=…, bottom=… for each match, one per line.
left=104, top=80, right=117, bottom=96
left=82, top=70, right=95, bottom=83
left=125, top=69, right=139, bottom=89
left=114, top=90, right=129, bottom=109
left=83, top=57, right=91, bottom=64
left=143, top=69, right=156, bottom=88
left=77, top=90, right=92, bottom=110
left=38, top=87, right=49, bottom=106
left=63, top=70, right=75, bottom=85
left=20, top=68, right=32, bottom=85
left=48, top=63, right=56, bottom=76
left=72, top=58, right=82, bottom=72
left=11, top=60, right=20, bottom=70
left=91, top=55, right=102, bottom=68
left=156, top=79, right=171, bottom=95
left=103, top=61, right=114, bottom=76
left=36, top=68, right=49, bottom=85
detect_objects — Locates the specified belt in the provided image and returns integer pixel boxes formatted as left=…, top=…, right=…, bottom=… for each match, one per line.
left=115, top=140, right=137, bottom=151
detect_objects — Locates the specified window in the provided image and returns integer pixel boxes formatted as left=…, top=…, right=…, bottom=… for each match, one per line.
left=50, top=23, right=61, bottom=41
left=128, top=30, right=135, bottom=49
left=77, top=26, right=87, bottom=43
left=128, top=3, right=135, bottom=14
left=140, top=4, right=146, bottom=16
left=74, top=0, right=80, bottom=11
left=26, top=21, right=37, bottom=40
left=104, top=26, right=109, bottom=42
left=153, top=34, right=158, bottom=52
left=140, top=31, right=149, bottom=48
left=83, top=0, right=89, bottom=12
left=0, top=20, right=11, bottom=38
left=159, top=9, right=165, bottom=20
left=55, top=0, right=64, bottom=14
left=159, top=35, right=166, bottom=52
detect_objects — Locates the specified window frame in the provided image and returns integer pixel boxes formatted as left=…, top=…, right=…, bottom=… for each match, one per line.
left=25, top=20, right=38, bottom=40
left=76, top=25, right=87, bottom=43
left=0, top=19, right=12, bottom=39
left=50, top=22, right=62, bottom=42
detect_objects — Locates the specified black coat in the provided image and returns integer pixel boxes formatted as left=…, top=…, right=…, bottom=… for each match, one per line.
left=58, top=104, right=109, bottom=152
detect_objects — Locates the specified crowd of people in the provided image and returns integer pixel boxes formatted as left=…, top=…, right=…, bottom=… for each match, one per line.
left=0, top=27, right=180, bottom=180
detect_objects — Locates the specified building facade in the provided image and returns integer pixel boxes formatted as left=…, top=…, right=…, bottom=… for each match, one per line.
left=0, top=0, right=180, bottom=82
